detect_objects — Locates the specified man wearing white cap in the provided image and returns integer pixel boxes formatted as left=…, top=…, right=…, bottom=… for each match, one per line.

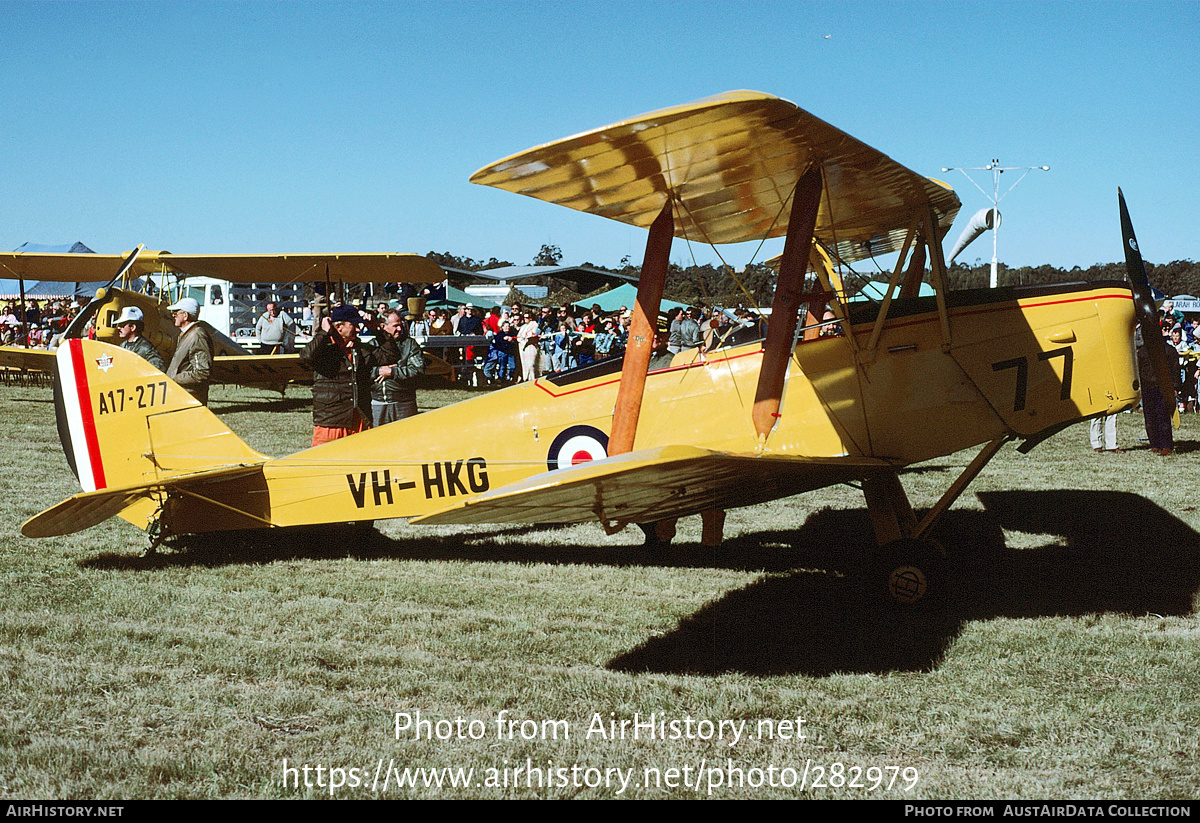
left=165, top=296, right=214, bottom=405
left=115, top=306, right=165, bottom=371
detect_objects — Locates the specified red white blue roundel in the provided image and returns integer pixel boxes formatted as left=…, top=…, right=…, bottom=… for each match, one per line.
left=546, top=426, right=609, bottom=471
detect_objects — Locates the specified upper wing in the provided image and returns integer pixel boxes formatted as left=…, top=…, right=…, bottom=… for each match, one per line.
left=412, top=445, right=896, bottom=528
left=0, top=251, right=444, bottom=284
left=470, top=90, right=960, bottom=261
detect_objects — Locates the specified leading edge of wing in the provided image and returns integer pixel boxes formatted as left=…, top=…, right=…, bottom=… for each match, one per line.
left=0, top=251, right=445, bottom=284
left=411, top=445, right=895, bottom=528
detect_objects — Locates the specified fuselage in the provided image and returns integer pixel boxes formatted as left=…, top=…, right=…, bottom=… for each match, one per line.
left=157, top=281, right=1136, bottom=534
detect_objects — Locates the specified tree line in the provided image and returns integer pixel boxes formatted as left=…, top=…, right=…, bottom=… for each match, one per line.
left=426, top=245, right=1200, bottom=307
left=947, top=259, right=1200, bottom=297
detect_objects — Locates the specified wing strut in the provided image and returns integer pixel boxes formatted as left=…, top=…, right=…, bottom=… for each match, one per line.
left=609, top=201, right=674, bottom=455
left=752, top=164, right=823, bottom=442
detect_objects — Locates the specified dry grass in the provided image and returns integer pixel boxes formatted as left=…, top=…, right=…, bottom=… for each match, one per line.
left=1, top=383, right=1198, bottom=799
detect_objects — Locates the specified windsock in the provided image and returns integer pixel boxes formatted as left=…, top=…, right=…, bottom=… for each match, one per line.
left=948, top=208, right=1001, bottom=263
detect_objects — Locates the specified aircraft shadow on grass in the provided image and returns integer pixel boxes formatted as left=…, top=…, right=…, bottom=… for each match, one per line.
left=609, top=489, right=1200, bottom=676
left=81, top=489, right=1200, bottom=678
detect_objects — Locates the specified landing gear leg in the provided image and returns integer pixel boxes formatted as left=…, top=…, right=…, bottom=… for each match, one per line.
left=144, top=504, right=169, bottom=557
left=859, top=438, right=1009, bottom=607
left=700, top=509, right=726, bottom=547
left=861, top=471, right=946, bottom=613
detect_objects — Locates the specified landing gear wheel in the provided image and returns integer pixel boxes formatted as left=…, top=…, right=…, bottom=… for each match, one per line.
left=867, top=538, right=947, bottom=612
left=863, top=537, right=953, bottom=667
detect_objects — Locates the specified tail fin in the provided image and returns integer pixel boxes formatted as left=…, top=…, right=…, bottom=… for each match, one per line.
left=52, top=338, right=267, bottom=494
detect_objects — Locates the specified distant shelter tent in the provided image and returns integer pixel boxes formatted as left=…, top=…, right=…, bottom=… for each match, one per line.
left=442, top=264, right=636, bottom=294
left=572, top=282, right=688, bottom=313
left=425, top=284, right=503, bottom=309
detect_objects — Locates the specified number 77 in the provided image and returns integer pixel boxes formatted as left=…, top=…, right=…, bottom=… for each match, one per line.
left=992, top=346, right=1073, bottom=412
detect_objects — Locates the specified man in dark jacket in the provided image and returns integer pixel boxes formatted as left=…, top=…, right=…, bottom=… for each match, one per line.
left=371, top=310, right=426, bottom=427
left=301, top=304, right=399, bottom=446
left=166, top=297, right=214, bottom=405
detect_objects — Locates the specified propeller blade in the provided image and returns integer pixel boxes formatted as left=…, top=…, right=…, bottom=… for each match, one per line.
left=1119, top=188, right=1177, bottom=415
left=60, top=245, right=146, bottom=341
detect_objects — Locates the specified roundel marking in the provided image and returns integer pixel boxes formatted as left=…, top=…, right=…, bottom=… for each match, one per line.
left=546, top=425, right=609, bottom=472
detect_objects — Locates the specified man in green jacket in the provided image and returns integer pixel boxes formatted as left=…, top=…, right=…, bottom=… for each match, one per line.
left=371, top=309, right=426, bottom=427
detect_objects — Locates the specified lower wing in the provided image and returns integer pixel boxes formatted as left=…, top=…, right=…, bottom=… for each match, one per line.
left=412, top=445, right=897, bottom=528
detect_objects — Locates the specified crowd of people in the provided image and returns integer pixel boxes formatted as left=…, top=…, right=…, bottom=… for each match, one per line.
left=0, top=298, right=82, bottom=346
left=1094, top=299, right=1198, bottom=457
left=319, top=299, right=770, bottom=386
left=1159, top=299, right=1200, bottom=414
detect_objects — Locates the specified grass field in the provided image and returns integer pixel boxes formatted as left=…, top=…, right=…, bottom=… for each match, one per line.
left=1, top=380, right=1198, bottom=799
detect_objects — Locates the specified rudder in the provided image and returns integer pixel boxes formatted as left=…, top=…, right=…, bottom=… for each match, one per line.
left=54, top=339, right=266, bottom=494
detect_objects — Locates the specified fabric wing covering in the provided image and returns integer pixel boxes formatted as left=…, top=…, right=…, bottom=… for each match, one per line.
left=471, top=90, right=960, bottom=262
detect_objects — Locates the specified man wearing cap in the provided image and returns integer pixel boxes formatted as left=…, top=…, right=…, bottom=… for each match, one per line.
left=455, top=304, right=485, bottom=382
left=165, top=297, right=214, bottom=405
left=115, top=306, right=165, bottom=371
left=301, top=304, right=400, bottom=446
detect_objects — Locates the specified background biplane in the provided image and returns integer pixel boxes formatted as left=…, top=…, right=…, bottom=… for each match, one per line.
left=22, top=91, right=1169, bottom=617
left=0, top=248, right=448, bottom=390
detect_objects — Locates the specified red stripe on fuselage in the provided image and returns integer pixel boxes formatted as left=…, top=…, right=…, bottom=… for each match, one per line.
left=67, top=339, right=106, bottom=490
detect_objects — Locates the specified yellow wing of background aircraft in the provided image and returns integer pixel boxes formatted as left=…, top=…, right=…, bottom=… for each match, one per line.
left=0, top=250, right=446, bottom=390
left=22, top=91, right=1171, bottom=616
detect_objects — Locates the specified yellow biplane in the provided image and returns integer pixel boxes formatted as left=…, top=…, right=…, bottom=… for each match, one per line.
left=0, top=249, right=448, bottom=390
left=21, top=91, right=1171, bottom=615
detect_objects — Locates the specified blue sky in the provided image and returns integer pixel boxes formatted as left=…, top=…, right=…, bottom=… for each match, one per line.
left=2, top=1, right=1197, bottom=274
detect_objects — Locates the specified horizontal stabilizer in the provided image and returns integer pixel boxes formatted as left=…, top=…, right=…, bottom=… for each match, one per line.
left=412, top=445, right=894, bottom=528
left=22, top=464, right=264, bottom=538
